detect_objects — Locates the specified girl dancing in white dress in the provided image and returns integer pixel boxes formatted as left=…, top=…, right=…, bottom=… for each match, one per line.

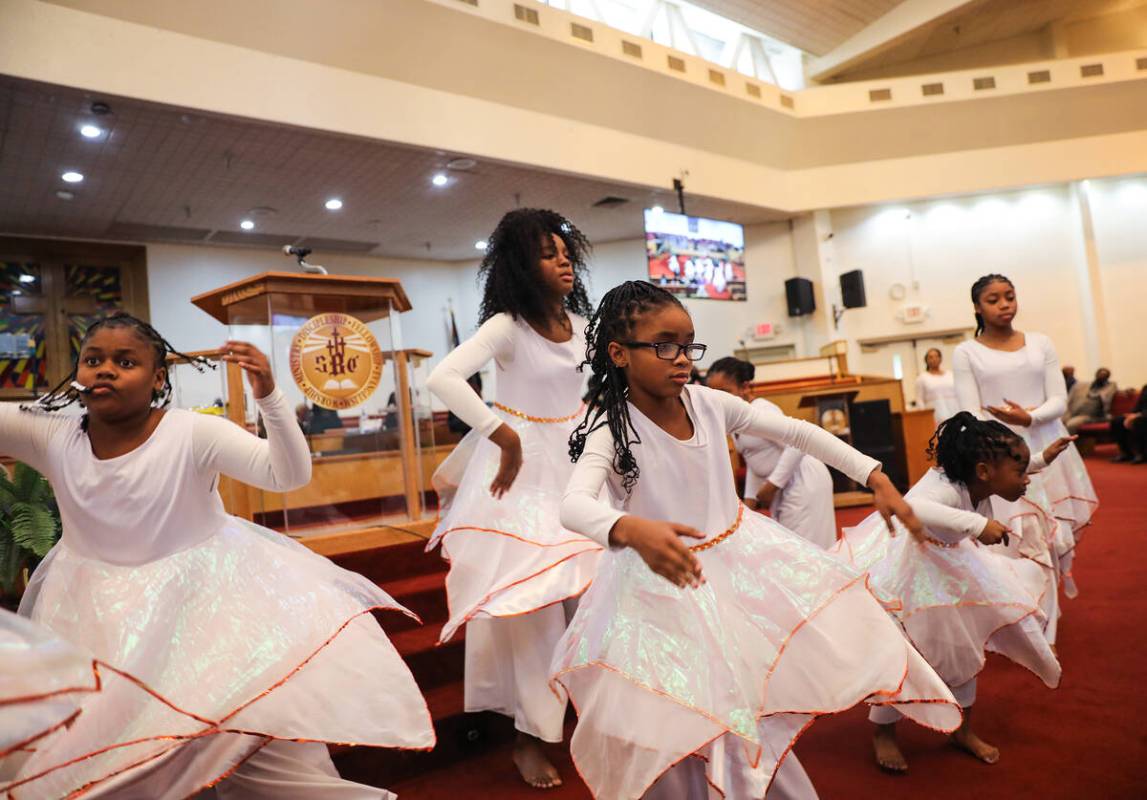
left=835, top=412, right=1070, bottom=772
left=953, top=274, right=1098, bottom=607
left=3, top=313, right=432, bottom=799
left=427, top=209, right=602, bottom=789
left=551, top=281, right=962, bottom=799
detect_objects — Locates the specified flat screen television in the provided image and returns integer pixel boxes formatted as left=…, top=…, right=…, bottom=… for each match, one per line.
left=644, top=209, right=746, bottom=301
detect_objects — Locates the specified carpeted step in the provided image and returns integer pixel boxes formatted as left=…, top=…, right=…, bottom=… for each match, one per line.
left=377, top=571, right=450, bottom=633
left=390, top=623, right=466, bottom=692
left=331, top=538, right=445, bottom=586
left=332, top=686, right=518, bottom=789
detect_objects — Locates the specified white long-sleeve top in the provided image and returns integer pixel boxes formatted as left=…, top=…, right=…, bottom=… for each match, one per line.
left=906, top=451, right=1049, bottom=546
left=904, top=469, right=993, bottom=545
left=426, top=312, right=586, bottom=438
left=0, top=387, right=310, bottom=565
left=733, top=397, right=805, bottom=499
left=561, top=385, right=880, bottom=548
left=915, top=370, right=960, bottom=426
left=952, top=334, right=1067, bottom=427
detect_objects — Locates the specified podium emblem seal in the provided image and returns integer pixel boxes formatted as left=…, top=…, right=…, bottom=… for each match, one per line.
left=289, top=313, right=383, bottom=409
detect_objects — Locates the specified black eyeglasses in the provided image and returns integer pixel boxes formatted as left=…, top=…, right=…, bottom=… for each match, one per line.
left=623, top=341, right=708, bottom=362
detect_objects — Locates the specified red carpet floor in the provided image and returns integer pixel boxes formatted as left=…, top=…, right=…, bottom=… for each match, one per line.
left=388, top=450, right=1146, bottom=799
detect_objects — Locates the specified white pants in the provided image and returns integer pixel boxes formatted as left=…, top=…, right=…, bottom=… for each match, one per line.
left=642, top=753, right=818, bottom=800
left=464, top=599, right=577, bottom=742
left=869, top=678, right=977, bottom=725
left=184, top=740, right=392, bottom=800
left=216, top=741, right=391, bottom=799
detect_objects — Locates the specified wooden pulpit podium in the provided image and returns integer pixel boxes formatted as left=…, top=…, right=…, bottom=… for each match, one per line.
left=179, top=272, right=441, bottom=555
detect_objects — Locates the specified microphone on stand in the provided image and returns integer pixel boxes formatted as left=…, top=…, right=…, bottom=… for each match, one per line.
left=282, top=245, right=328, bottom=275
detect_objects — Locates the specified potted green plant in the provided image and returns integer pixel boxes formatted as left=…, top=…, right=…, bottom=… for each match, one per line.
left=0, top=462, right=60, bottom=610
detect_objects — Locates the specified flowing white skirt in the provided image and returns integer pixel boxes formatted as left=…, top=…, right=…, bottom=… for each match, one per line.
left=10, top=518, right=434, bottom=799
left=1, top=608, right=97, bottom=781
left=551, top=508, right=962, bottom=800
left=429, top=408, right=601, bottom=643
left=835, top=513, right=1061, bottom=691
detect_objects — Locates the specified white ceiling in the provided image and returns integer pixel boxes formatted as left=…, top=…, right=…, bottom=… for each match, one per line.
left=689, top=0, right=907, bottom=55
left=833, top=0, right=1147, bottom=78
left=0, top=76, right=787, bottom=262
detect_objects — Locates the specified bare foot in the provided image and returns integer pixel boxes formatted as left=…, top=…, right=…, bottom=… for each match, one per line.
left=1063, top=574, right=1079, bottom=599
left=950, top=726, right=1000, bottom=764
left=873, top=724, right=908, bottom=774
left=513, top=734, right=563, bottom=790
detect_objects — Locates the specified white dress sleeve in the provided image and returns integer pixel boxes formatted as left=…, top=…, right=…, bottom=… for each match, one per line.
left=1028, top=335, right=1067, bottom=424
left=0, top=404, right=72, bottom=475
left=952, top=346, right=983, bottom=418
left=711, top=389, right=879, bottom=486
left=766, top=447, right=803, bottom=490
left=1027, top=451, right=1048, bottom=474
left=907, top=477, right=988, bottom=544
left=426, top=314, right=515, bottom=438
left=191, top=387, right=312, bottom=492
left=561, top=425, right=625, bottom=548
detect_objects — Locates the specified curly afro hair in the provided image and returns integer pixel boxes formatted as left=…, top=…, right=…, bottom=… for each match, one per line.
left=477, top=208, right=594, bottom=326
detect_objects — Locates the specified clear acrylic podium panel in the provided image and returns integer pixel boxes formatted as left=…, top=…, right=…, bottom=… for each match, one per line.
left=404, top=351, right=439, bottom=521
left=204, top=290, right=420, bottom=538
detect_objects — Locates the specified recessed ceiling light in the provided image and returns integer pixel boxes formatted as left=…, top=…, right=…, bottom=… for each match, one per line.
left=431, top=173, right=449, bottom=187
left=61, top=171, right=84, bottom=183
left=240, top=219, right=255, bottom=230
left=18, top=274, right=36, bottom=284
left=475, top=240, right=488, bottom=251
left=56, top=190, right=75, bottom=200
left=80, top=124, right=103, bottom=139
left=446, top=157, right=478, bottom=171
left=325, top=198, right=343, bottom=211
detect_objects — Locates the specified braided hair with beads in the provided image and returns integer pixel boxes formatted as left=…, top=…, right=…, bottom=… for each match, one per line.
left=22, top=312, right=213, bottom=431
left=927, top=411, right=1026, bottom=485
left=568, top=280, right=684, bottom=493
left=970, top=273, right=1014, bottom=337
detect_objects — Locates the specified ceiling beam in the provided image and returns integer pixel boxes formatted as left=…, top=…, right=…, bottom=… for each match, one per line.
left=807, top=0, right=980, bottom=82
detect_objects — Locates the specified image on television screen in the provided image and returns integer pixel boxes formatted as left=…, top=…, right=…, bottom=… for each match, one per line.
left=644, top=209, right=746, bottom=301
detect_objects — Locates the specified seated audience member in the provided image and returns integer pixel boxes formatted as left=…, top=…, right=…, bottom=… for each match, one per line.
left=309, top=404, right=344, bottom=434
left=1065, top=367, right=1116, bottom=433
left=1062, top=365, right=1077, bottom=393
left=1112, top=385, right=1147, bottom=464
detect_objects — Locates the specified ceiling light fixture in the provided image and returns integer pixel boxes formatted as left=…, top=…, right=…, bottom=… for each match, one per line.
left=240, top=219, right=255, bottom=231
left=325, top=198, right=343, bottom=211
left=475, top=240, right=488, bottom=251
left=80, top=124, right=103, bottom=139
left=18, top=274, right=36, bottom=284
left=431, top=173, right=449, bottom=187
left=56, top=190, right=75, bottom=200
left=61, top=171, right=84, bottom=183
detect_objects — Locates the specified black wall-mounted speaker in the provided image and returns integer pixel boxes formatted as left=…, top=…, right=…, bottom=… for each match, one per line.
left=785, top=277, right=815, bottom=316
left=840, top=269, right=867, bottom=309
